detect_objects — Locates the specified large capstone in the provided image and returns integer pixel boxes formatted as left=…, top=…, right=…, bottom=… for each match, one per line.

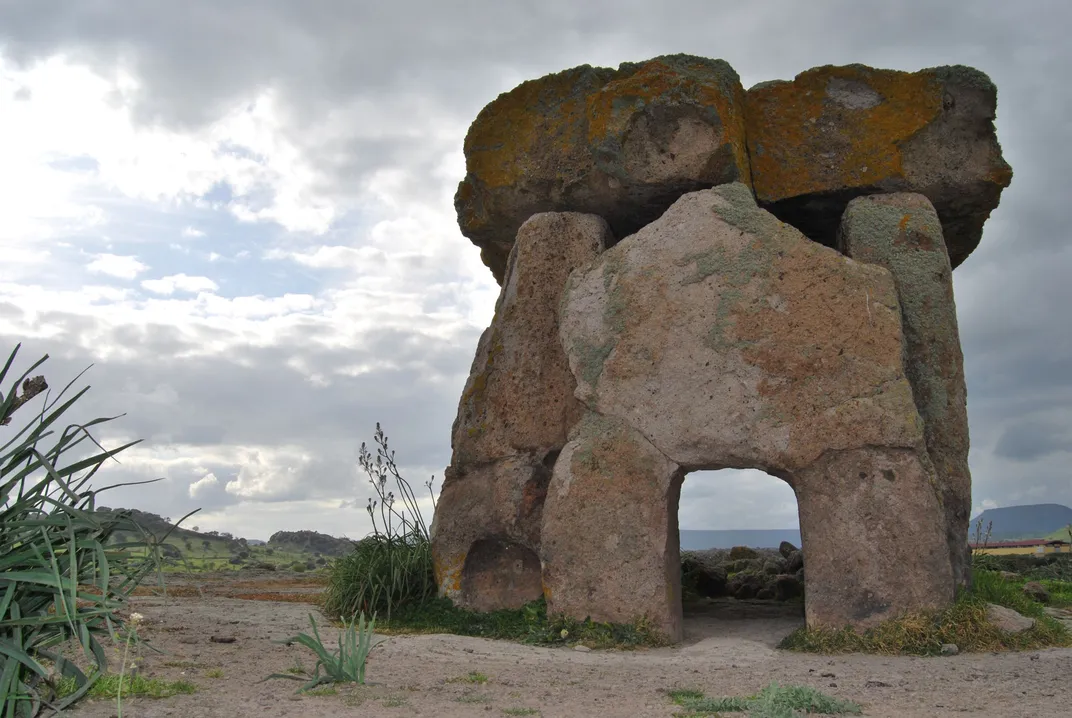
left=455, top=54, right=750, bottom=284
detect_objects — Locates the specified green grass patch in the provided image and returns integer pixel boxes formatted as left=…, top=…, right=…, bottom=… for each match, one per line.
left=779, top=569, right=1070, bottom=656
left=667, top=682, right=861, bottom=717
left=57, top=674, right=197, bottom=699
left=303, top=686, right=338, bottom=696
left=1041, top=579, right=1072, bottom=608
left=446, top=671, right=489, bottom=684
left=372, top=595, right=668, bottom=649
left=456, top=692, right=492, bottom=703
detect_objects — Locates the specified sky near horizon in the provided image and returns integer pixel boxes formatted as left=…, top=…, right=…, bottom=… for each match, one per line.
left=0, top=1, right=1069, bottom=541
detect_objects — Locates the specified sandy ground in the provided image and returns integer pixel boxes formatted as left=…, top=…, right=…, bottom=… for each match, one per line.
left=60, top=575, right=1072, bottom=718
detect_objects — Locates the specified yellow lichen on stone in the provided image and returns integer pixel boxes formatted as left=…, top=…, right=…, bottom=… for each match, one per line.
left=746, top=65, right=943, bottom=202
left=462, top=67, right=597, bottom=192
left=433, top=547, right=467, bottom=595
left=585, top=56, right=750, bottom=185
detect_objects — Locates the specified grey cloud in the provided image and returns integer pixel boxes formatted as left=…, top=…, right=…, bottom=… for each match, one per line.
left=3, top=0, right=1072, bottom=527
left=993, top=421, right=1069, bottom=462
left=5, top=1, right=1069, bottom=210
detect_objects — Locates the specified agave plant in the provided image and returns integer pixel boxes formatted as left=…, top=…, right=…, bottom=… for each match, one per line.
left=0, top=344, right=175, bottom=717
left=261, top=612, right=380, bottom=692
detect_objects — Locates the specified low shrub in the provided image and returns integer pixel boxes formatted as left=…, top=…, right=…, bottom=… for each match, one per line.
left=322, top=425, right=437, bottom=622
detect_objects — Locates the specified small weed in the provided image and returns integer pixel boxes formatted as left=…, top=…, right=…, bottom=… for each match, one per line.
left=502, top=709, right=540, bottom=716
left=382, top=695, right=406, bottom=707
left=204, top=668, right=224, bottom=679
left=457, top=692, right=492, bottom=704
left=304, top=686, right=338, bottom=696
left=341, top=688, right=368, bottom=707
left=162, top=660, right=204, bottom=670
left=447, top=671, right=489, bottom=684
left=668, top=682, right=861, bottom=717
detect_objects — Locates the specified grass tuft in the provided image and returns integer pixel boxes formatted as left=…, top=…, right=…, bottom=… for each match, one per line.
left=56, top=674, right=196, bottom=700
left=779, top=569, right=1070, bottom=655
left=669, top=682, right=861, bottom=717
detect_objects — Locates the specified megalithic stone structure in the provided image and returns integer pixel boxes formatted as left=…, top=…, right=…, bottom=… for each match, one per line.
left=433, top=54, right=1011, bottom=643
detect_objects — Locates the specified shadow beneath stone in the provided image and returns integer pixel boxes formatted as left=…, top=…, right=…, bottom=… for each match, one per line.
left=678, top=598, right=805, bottom=650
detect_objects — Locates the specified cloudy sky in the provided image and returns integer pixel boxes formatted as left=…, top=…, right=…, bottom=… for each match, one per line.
left=1, top=1, right=1068, bottom=542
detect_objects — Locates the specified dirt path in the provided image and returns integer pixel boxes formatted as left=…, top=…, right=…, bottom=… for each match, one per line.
left=65, top=591, right=1071, bottom=718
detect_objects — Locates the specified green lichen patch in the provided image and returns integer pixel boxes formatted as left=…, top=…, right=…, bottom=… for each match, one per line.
left=677, top=247, right=726, bottom=285
left=571, top=339, right=616, bottom=390
left=600, top=249, right=629, bottom=335
left=703, top=288, right=746, bottom=351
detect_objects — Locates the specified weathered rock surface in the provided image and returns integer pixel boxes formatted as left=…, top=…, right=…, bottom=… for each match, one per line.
left=986, top=603, right=1036, bottom=634
left=680, top=554, right=728, bottom=598
left=559, top=184, right=923, bottom=473
left=541, top=412, right=685, bottom=639
left=746, top=64, right=1012, bottom=268
left=544, top=183, right=953, bottom=640
left=455, top=54, right=750, bottom=283
left=447, top=212, right=612, bottom=470
left=1023, top=581, right=1051, bottom=604
left=838, top=193, right=972, bottom=590
left=430, top=212, right=610, bottom=607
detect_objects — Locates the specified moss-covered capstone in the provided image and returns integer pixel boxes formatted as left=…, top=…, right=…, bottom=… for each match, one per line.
left=746, top=64, right=1012, bottom=268
left=455, top=54, right=750, bottom=284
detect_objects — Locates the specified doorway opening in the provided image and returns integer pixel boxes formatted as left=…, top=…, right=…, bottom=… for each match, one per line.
left=676, top=468, right=805, bottom=636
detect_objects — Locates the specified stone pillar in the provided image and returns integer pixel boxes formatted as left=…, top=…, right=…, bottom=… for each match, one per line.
left=837, top=193, right=973, bottom=591
left=795, top=447, right=955, bottom=628
left=540, top=413, right=685, bottom=643
left=430, top=212, right=610, bottom=609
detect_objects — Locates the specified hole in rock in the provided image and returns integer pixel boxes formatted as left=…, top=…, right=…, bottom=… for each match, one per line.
left=460, top=537, right=543, bottom=613
left=676, top=468, right=805, bottom=644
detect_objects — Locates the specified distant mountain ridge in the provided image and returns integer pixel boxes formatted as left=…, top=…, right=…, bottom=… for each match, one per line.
left=95, top=507, right=356, bottom=555
left=972, top=503, right=1072, bottom=541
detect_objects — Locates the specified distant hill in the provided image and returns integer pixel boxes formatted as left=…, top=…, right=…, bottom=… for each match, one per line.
left=267, top=530, right=356, bottom=557
left=95, top=507, right=208, bottom=542
left=680, top=529, right=800, bottom=550
left=972, top=504, right=1072, bottom=541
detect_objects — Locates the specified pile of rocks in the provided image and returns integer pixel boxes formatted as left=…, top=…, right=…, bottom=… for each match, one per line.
left=682, top=543, right=805, bottom=602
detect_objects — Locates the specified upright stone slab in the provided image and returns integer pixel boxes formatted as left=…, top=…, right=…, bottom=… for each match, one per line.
left=541, top=413, right=685, bottom=641
left=456, top=54, right=750, bottom=283
left=431, top=212, right=610, bottom=609
left=837, top=193, right=972, bottom=590
left=545, top=184, right=954, bottom=638
left=746, top=64, right=1013, bottom=267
